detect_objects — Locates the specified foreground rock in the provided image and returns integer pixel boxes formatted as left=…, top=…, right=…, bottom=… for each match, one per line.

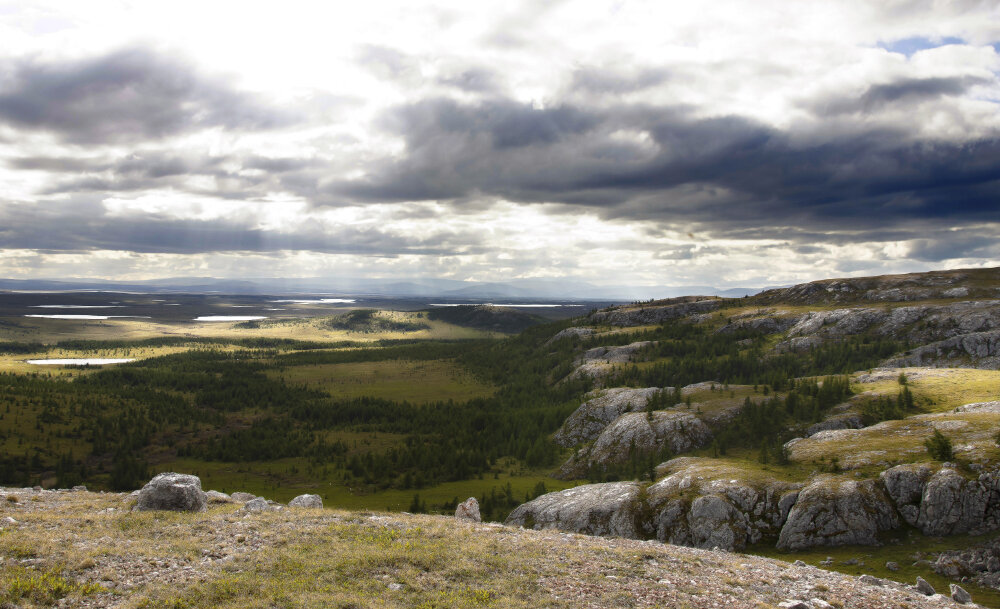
left=506, top=482, right=645, bottom=538
left=134, top=473, right=207, bottom=512
left=289, top=494, right=323, bottom=509
left=455, top=497, right=481, bottom=522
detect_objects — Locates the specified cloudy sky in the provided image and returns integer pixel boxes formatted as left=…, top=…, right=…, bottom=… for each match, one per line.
left=0, top=1, right=998, bottom=289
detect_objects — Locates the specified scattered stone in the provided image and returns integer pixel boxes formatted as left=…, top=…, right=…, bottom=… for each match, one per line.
left=1, top=516, right=16, bottom=525
left=810, top=600, right=833, bottom=609
left=205, top=490, right=233, bottom=504
left=859, top=574, right=883, bottom=586
left=842, top=558, right=859, bottom=566
left=387, top=583, right=404, bottom=591
left=240, top=497, right=279, bottom=512
left=288, top=494, right=323, bottom=509
left=71, top=485, right=88, bottom=492
left=777, top=601, right=810, bottom=609
left=950, top=583, right=972, bottom=604
left=820, top=557, right=833, bottom=566
left=792, top=560, right=807, bottom=567
left=914, top=576, right=935, bottom=596
left=231, top=492, right=257, bottom=502
left=885, top=561, right=899, bottom=572
left=134, top=473, right=207, bottom=512
left=455, top=497, right=481, bottom=522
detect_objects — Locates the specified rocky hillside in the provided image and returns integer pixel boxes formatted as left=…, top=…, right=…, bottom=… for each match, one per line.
left=0, top=481, right=986, bottom=609
left=505, top=267, right=1000, bottom=606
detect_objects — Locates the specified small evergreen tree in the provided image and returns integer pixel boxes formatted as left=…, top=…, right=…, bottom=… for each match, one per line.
left=925, top=429, right=953, bottom=461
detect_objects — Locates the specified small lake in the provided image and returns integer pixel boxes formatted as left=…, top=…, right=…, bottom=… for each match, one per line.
left=26, top=358, right=136, bottom=366
left=194, top=316, right=268, bottom=321
left=24, top=315, right=151, bottom=320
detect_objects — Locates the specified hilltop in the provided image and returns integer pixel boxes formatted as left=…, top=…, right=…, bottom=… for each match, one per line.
left=0, top=485, right=981, bottom=609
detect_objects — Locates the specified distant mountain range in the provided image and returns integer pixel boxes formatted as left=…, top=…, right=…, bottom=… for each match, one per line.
left=0, top=276, right=760, bottom=300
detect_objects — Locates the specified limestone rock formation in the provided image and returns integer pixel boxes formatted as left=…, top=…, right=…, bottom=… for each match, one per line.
left=884, top=329, right=1000, bottom=368
left=455, top=497, right=481, bottom=522
left=647, top=458, right=801, bottom=551
left=916, top=467, right=1000, bottom=536
left=879, top=464, right=934, bottom=526
left=553, top=387, right=667, bottom=447
left=205, top=490, right=234, bottom=504
left=546, top=327, right=595, bottom=344
left=134, top=473, right=207, bottom=512
left=559, top=411, right=711, bottom=478
left=505, top=482, right=644, bottom=538
left=580, top=341, right=653, bottom=364
left=289, top=494, right=323, bottom=508
left=777, top=477, right=898, bottom=551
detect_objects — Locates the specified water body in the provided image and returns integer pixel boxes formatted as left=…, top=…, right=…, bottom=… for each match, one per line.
left=24, top=314, right=152, bottom=320
left=30, top=305, right=124, bottom=309
left=26, top=358, right=136, bottom=365
left=271, top=298, right=356, bottom=304
left=429, top=303, right=584, bottom=308
left=194, top=316, right=268, bottom=321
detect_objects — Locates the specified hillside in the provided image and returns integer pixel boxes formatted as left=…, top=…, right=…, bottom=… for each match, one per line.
left=0, top=485, right=982, bottom=609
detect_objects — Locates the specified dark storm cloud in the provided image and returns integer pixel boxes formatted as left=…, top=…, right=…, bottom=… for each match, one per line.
left=813, top=76, right=987, bottom=115
left=0, top=48, right=298, bottom=144
left=325, top=95, right=1000, bottom=245
left=0, top=200, right=478, bottom=256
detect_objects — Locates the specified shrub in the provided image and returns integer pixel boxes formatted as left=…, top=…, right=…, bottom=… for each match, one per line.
left=925, top=429, right=953, bottom=461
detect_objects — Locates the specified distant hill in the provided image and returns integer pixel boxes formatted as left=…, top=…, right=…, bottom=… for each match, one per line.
left=426, top=305, right=546, bottom=333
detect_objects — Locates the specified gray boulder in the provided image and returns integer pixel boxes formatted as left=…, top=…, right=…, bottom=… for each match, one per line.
left=917, top=467, right=1000, bottom=536
left=240, top=497, right=281, bottom=512
left=553, top=387, right=668, bottom=447
left=205, top=490, right=234, bottom=504
left=455, top=497, right=481, bottom=522
left=134, top=473, right=207, bottom=512
left=777, top=477, right=898, bottom=550
left=950, top=583, right=972, bottom=604
left=915, top=576, right=935, bottom=596
left=289, top=494, right=323, bottom=509
left=505, top=482, right=644, bottom=538
left=230, top=492, right=258, bottom=502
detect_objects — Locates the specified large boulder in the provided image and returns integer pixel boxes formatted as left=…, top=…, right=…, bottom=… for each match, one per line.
left=917, top=468, right=1000, bottom=536
left=559, top=411, right=712, bottom=479
left=553, top=387, right=667, bottom=447
left=505, top=482, right=645, bottom=538
left=134, top=473, right=207, bottom=512
left=777, top=477, right=898, bottom=551
left=289, top=494, right=323, bottom=509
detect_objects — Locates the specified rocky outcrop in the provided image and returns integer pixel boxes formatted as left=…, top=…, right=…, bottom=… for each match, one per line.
left=559, top=411, right=712, bottom=478
left=931, top=535, right=1000, bottom=591
left=134, top=473, right=207, bottom=512
left=883, top=330, right=1000, bottom=369
left=546, top=327, right=595, bottom=344
left=776, top=477, right=899, bottom=550
left=505, top=482, right=645, bottom=538
left=588, top=298, right=720, bottom=327
left=805, top=413, right=864, bottom=436
left=289, top=494, right=323, bottom=509
left=717, top=313, right=800, bottom=335
left=455, top=497, right=481, bottom=522
left=553, top=387, right=668, bottom=447
left=580, top=341, right=653, bottom=364
left=916, top=468, right=1000, bottom=536
left=647, top=459, right=801, bottom=550
left=879, top=464, right=934, bottom=526
left=751, top=268, right=996, bottom=305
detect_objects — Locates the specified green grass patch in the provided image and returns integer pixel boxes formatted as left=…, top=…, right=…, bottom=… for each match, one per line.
left=269, top=359, right=495, bottom=404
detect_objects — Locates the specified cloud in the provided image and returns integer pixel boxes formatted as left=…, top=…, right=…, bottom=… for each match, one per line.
left=0, top=48, right=298, bottom=144
left=813, top=76, right=987, bottom=115
left=324, top=95, right=1000, bottom=243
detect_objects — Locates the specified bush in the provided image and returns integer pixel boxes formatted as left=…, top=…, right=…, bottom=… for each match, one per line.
left=925, top=429, right=953, bottom=461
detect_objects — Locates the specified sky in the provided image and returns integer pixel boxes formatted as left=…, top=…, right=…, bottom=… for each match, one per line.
left=0, top=0, right=998, bottom=289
